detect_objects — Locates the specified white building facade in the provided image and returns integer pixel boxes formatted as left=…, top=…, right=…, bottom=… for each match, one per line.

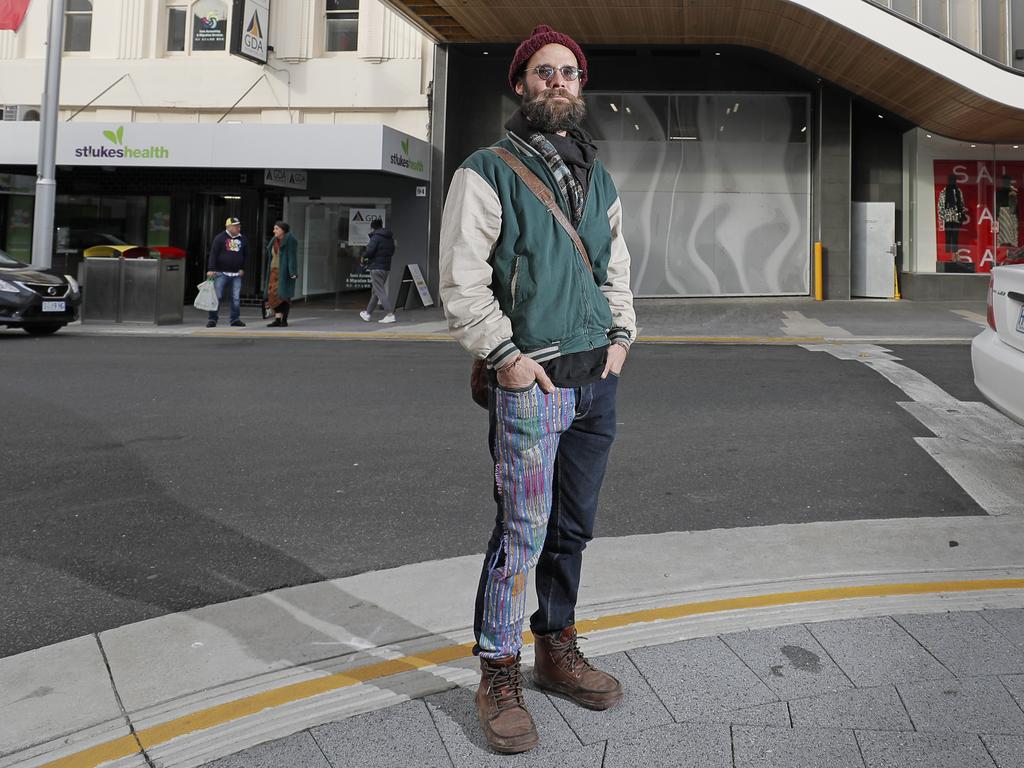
left=0, top=0, right=436, bottom=304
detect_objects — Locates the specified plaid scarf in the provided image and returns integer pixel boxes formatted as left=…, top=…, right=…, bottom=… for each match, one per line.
left=526, top=132, right=587, bottom=227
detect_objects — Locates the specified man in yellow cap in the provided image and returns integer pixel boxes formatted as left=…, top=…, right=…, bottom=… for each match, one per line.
left=206, top=217, right=248, bottom=327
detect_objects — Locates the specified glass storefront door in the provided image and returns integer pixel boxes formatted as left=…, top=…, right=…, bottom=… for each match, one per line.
left=584, top=92, right=811, bottom=297
left=285, top=197, right=391, bottom=299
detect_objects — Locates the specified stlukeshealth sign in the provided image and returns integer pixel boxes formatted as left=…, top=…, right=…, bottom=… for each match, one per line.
left=230, top=0, right=270, bottom=64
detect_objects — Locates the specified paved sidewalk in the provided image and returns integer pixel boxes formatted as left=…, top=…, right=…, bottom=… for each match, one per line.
left=4, top=517, right=1024, bottom=768
left=48, top=296, right=989, bottom=344
left=209, top=609, right=1024, bottom=768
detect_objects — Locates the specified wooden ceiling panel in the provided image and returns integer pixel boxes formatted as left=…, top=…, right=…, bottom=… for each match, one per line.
left=388, top=0, right=1024, bottom=140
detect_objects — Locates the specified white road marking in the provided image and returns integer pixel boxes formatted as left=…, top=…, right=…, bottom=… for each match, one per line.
left=782, top=311, right=853, bottom=338
left=952, top=309, right=988, bottom=327
left=803, top=343, right=1024, bottom=516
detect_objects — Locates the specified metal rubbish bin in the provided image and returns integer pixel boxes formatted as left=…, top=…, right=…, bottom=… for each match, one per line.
left=80, top=248, right=186, bottom=325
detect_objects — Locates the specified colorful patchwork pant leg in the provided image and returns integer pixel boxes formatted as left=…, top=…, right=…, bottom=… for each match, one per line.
left=474, top=384, right=576, bottom=659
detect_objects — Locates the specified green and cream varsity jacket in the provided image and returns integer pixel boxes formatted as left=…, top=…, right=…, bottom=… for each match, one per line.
left=439, top=132, right=636, bottom=370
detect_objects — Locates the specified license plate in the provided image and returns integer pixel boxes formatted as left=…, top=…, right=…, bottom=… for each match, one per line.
left=42, top=301, right=65, bottom=312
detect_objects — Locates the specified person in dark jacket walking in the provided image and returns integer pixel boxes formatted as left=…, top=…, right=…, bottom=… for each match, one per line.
left=359, top=219, right=397, bottom=324
left=264, top=222, right=299, bottom=327
left=206, top=217, right=248, bottom=327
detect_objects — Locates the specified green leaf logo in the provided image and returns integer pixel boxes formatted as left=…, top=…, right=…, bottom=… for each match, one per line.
left=401, top=139, right=410, bottom=155
left=103, top=126, right=125, bottom=145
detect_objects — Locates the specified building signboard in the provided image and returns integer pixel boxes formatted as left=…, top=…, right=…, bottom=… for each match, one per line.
left=231, top=0, right=270, bottom=64
left=264, top=169, right=308, bottom=190
left=349, top=208, right=385, bottom=247
left=0, top=123, right=430, bottom=181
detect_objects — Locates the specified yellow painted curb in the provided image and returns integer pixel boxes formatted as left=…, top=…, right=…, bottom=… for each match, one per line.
left=35, top=578, right=1024, bottom=768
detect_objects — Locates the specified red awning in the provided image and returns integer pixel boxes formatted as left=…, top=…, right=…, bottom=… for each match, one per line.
left=0, top=0, right=31, bottom=32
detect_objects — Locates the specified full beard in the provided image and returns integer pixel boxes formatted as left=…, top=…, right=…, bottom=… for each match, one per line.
left=521, top=89, right=587, bottom=134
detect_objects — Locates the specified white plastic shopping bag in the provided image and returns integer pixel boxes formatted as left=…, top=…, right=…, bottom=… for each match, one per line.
left=193, top=280, right=219, bottom=312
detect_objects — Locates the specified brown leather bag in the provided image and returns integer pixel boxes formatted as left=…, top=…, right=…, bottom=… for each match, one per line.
left=469, top=147, right=593, bottom=409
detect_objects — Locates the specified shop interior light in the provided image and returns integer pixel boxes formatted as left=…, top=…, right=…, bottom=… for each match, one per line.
left=800, top=126, right=807, bottom=132
left=714, top=51, right=721, bottom=56
left=609, top=103, right=618, bottom=112
left=634, top=124, right=640, bottom=131
left=877, top=114, right=884, bottom=119
left=926, top=134, right=932, bottom=138
left=223, top=195, right=241, bottom=200
left=733, top=103, right=739, bottom=112
left=971, top=144, right=977, bottom=148
left=1015, top=145, right=1020, bottom=149
left=625, top=106, right=631, bottom=114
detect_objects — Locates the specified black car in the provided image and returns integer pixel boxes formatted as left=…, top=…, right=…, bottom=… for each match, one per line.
left=0, top=248, right=81, bottom=335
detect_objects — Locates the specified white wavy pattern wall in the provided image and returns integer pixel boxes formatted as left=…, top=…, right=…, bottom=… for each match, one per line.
left=591, top=93, right=811, bottom=297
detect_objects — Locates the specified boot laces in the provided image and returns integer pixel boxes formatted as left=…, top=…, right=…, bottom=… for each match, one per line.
left=487, top=659, right=526, bottom=711
left=550, top=631, right=593, bottom=674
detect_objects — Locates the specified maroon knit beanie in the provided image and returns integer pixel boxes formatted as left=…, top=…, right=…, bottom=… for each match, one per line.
left=508, top=25, right=588, bottom=91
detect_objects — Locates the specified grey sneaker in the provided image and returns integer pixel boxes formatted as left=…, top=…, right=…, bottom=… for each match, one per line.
left=359, top=311, right=372, bottom=322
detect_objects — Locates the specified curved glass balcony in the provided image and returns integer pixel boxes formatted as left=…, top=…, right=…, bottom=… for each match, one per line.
left=867, top=0, right=1024, bottom=70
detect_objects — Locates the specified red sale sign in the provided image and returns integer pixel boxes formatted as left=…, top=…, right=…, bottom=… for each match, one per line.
left=0, top=0, right=31, bottom=31
left=934, top=160, right=1024, bottom=272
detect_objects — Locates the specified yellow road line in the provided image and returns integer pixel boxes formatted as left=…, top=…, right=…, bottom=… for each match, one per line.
left=36, top=578, right=1024, bottom=768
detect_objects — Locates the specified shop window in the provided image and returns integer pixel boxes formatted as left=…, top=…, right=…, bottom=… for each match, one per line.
left=326, top=0, right=358, bottom=52
left=63, top=0, right=92, bottom=53
left=164, top=1, right=228, bottom=54
left=167, top=5, right=188, bottom=52
left=192, top=0, right=228, bottom=52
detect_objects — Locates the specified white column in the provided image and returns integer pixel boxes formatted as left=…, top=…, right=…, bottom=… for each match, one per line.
left=116, top=0, right=148, bottom=59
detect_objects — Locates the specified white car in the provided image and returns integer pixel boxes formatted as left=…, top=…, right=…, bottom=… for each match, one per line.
left=972, top=264, right=1024, bottom=426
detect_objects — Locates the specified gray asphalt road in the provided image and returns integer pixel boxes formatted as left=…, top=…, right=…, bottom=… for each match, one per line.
left=0, top=336, right=983, bottom=657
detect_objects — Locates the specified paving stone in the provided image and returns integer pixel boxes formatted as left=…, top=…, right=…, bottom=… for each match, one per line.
left=897, top=677, right=1024, bottom=735
left=425, top=685, right=602, bottom=768
left=685, top=701, right=791, bottom=728
left=541, top=651, right=672, bottom=745
left=732, top=726, right=864, bottom=768
left=603, top=722, right=731, bottom=768
left=311, top=699, right=452, bottom=768
left=982, top=610, right=1024, bottom=652
left=627, top=637, right=778, bottom=722
left=789, top=684, right=913, bottom=731
left=806, top=616, right=952, bottom=687
left=201, top=732, right=331, bottom=768
left=981, top=734, right=1024, bottom=768
left=893, top=612, right=1024, bottom=677
left=856, top=730, right=996, bottom=768
left=1001, top=675, right=1024, bottom=713
left=721, top=624, right=854, bottom=700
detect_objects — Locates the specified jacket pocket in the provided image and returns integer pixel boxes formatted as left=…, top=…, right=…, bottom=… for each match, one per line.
left=510, top=256, right=521, bottom=309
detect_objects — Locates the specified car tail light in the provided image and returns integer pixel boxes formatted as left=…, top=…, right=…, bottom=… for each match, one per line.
left=986, top=274, right=996, bottom=330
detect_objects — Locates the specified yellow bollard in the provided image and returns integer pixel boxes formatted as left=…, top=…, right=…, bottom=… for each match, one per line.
left=893, top=259, right=901, bottom=300
left=814, top=242, right=823, bottom=301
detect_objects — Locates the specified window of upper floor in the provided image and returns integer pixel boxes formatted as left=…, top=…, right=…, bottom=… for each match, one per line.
left=63, top=0, right=92, bottom=53
left=325, top=0, right=358, bottom=53
left=165, top=0, right=230, bottom=55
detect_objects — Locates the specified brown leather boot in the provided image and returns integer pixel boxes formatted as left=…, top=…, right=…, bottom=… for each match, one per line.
left=533, top=626, right=624, bottom=710
left=475, top=654, right=539, bottom=754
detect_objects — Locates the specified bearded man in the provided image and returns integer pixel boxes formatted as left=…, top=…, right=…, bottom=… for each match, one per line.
left=439, top=25, right=637, bottom=754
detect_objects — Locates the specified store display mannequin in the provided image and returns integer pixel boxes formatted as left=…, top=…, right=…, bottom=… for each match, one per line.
left=937, top=173, right=968, bottom=254
left=997, top=174, right=1019, bottom=247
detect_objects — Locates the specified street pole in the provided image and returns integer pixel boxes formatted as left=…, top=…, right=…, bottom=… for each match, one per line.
left=30, top=0, right=65, bottom=271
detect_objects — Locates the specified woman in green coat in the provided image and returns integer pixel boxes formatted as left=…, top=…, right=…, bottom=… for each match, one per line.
left=264, top=221, right=298, bottom=327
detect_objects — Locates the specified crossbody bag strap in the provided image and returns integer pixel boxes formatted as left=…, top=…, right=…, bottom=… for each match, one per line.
left=489, top=146, right=593, bottom=273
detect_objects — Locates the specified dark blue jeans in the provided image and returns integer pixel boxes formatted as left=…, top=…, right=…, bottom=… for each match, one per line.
left=473, top=373, right=619, bottom=658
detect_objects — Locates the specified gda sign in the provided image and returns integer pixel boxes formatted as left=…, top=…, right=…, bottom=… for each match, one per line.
left=230, top=0, right=270, bottom=64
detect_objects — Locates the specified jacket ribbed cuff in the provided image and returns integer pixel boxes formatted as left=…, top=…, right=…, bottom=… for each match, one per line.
left=486, top=339, right=522, bottom=370
left=608, top=328, right=633, bottom=347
